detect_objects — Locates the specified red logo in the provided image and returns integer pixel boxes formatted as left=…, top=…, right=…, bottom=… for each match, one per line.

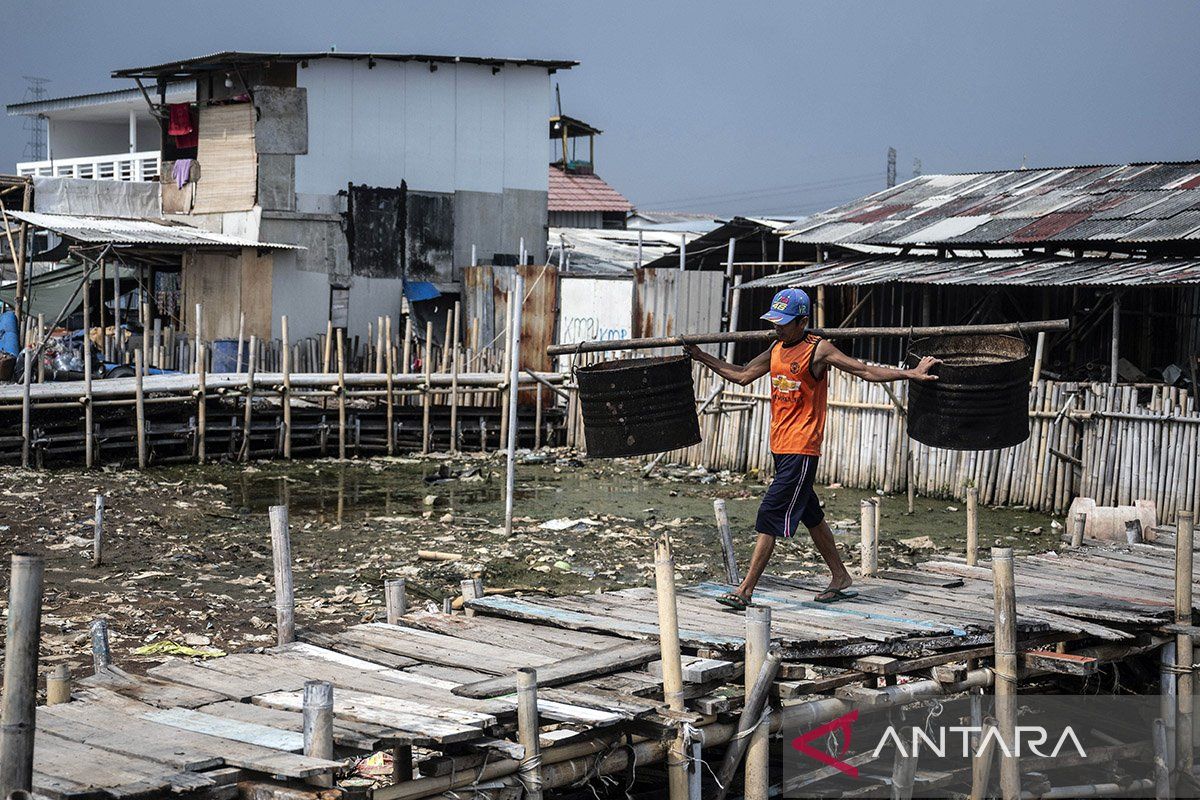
left=790, top=710, right=860, bottom=777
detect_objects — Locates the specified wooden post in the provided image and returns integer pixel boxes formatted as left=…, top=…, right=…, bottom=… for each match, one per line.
left=337, top=328, right=347, bottom=460
left=322, top=319, right=333, bottom=373
left=891, top=746, right=919, bottom=800
left=1161, top=641, right=1178, bottom=777
left=270, top=505, right=296, bottom=646
left=196, top=344, right=207, bottom=463
left=714, top=649, right=783, bottom=800
left=240, top=335, right=257, bottom=462
left=422, top=320, right=433, bottom=454
left=499, top=289, right=514, bottom=450
left=860, top=499, right=878, bottom=577
left=134, top=350, right=147, bottom=469
left=1110, top=291, right=1121, bottom=385
left=654, top=536, right=690, bottom=800
left=1030, top=331, right=1046, bottom=386
left=90, top=619, right=111, bottom=673
left=1176, top=510, right=1194, bottom=777
left=969, top=722, right=998, bottom=800
left=1071, top=511, right=1086, bottom=547
left=377, top=315, right=387, bottom=374
left=302, top=680, right=334, bottom=788
left=449, top=302, right=461, bottom=454
left=194, top=303, right=202, bottom=372
left=907, top=450, right=916, bottom=514
left=713, top=498, right=740, bottom=585
left=744, top=605, right=771, bottom=800
left=92, top=495, right=104, bottom=567
left=46, top=664, right=71, bottom=706
left=36, top=313, right=44, bottom=381
left=235, top=312, right=245, bottom=373
left=966, top=486, right=979, bottom=566
left=534, top=382, right=543, bottom=449
left=504, top=276, right=525, bottom=538
left=991, top=546, right=1020, bottom=800
left=0, top=553, right=44, bottom=797
left=386, top=315, right=395, bottom=455
left=385, top=578, right=407, bottom=624
left=282, top=316, right=293, bottom=459
left=21, top=342, right=31, bottom=469
left=402, top=316, right=413, bottom=375
left=83, top=280, right=94, bottom=468
left=516, top=668, right=544, bottom=800
left=461, top=577, right=484, bottom=618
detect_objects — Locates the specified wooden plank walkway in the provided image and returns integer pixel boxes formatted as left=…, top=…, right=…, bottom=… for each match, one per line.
left=27, top=540, right=1194, bottom=797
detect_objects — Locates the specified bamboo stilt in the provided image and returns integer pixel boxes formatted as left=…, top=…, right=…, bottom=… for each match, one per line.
left=303, top=680, right=334, bottom=788
left=0, top=553, right=44, bottom=796
left=516, top=668, right=544, bottom=800
left=654, top=536, right=690, bottom=800
left=1176, top=510, right=1194, bottom=777
left=240, top=335, right=257, bottom=462
left=270, top=505, right=295, bottom=646
left=83, top=282, right=94, bottom=468
left=196, top=344, right=207, bottom=463
left=282, top=317, right=292, bottom=459
left=450, top=302, right=460, bottom=454
left=966, top=486, right=979, bottom=566
left=385, top=578, right=406, bottom=624
left=860, top=498, right=877, bottom=576
left=92, top=495, right=103, bottom=568
left=20, top=343, right=31, bottom=468
left=992, top=547, right=1020, bottom=800
left=744, top=604, right=771, bottom=800
left=134, top=350, right=146, bottom=469
left=337, top=328, right=347, bottom=460
left=422, top=321, right=433, bottom=454
left=504, top=277, right=524, bottom=537
left=46, top=664, right=71, bottom=706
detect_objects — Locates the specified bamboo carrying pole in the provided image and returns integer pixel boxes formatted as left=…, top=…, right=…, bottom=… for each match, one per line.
left=516, top=668, right=544, bottom=800
left=654, top=535, right=690, bottom=800
left=546, top=319, right=1072, bottom=356
left=385, top=578, right=407, bottom=624
left=713, top=498, right=741, bottom=584
left=303, top=680, right=334, bottom=788
left=504, top=276, right=525, bottom=538
left=282, top=317, right=292, bottom=459
left=744, top=605, right=771, bottom=800
left=1176, top=510, right=1194, bottom=777
left=992, top=547, right=1021, bottom=800
left=0, top=554, right=44, bottom=797
left=966, top=487, right=979, bottom=566
left=270, top=505, right=296, bottom=646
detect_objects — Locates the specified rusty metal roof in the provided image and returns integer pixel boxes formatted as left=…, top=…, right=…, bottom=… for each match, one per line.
left=737, top=255, right=1200, bottom=289
left=112, top=51, right=577, bottom=79
left=782, top=162, right=1200, bottom=249
left=8, top=211, right=301, bottom=250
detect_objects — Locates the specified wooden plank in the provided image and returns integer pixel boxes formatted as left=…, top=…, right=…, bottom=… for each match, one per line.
left=299, top=629, right=421, bottom=668
left=1020, top=649, right=1099, bottom=676
left=141, top=707, right=304, bottom=751
left=78, top=665, right=227, bottom=708
left=876, top=568, right=964, bottom=588
left=452, top=640, right=660, bottom=698
left=33, top=730, right=216, bottom=797
left=38, top=707, right=222, bottom=772
left=196, top=700, right=391, bottom=751
left=647, top=656, right=737, bottom=684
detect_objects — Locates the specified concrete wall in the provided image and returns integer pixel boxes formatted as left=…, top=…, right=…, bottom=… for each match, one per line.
left=452, top=187, right=548, bottom=270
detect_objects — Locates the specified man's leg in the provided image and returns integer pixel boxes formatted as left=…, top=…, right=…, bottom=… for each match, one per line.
left=808, top=518, right=853, bottom=596
left=733, top=533, right=775, bottom=601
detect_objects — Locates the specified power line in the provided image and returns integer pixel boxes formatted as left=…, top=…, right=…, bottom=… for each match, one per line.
left=634, top=171, right=881, bottom=209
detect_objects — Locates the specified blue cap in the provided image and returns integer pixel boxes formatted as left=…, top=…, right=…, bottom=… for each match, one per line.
left=761, top=288, right=811, bottom=324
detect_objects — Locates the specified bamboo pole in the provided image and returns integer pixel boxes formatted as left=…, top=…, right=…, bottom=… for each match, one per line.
left=449, top=302, right=460, bottom=454
left=713, top=498, right=740, bottom=584
left=517, top=668, right=544, bottom=800
left=1110, top=292, right=1121, bottom=385
left=992, top=546, right=1020, bottom=800
left=282, top=316, right=293, bottom=458
left=385, top=578, right=407, bottom=624
left=499, top=289, right=514, bottom=449
left=322, top=320, right=333, bottom=373
left=270, top=505, right=296, bottom=646
left=303, top=680, right=334, bottom=788
left=0, top=553, right=44, bottom=797
left=402, top=316, right=413, bottom=375
left=969, top=722, right=998, bottom=800
left=376, top=316, right=386, bottom=374
left=422, top=320, right=433, bottom=454
left=744, top=604, right=771, bottom=800
left=860, top=499, right=877, bottom=576
left=21, top=343, right=31, bottom=468
left=654, top=535, right=690, bottom=800
left=504, top=276, right=525, bottom=538
left=196, top=344, right=207, bottom=463
left=337, top=328, right=347, bottom=460
left=1031, top=331, right=1046, bottom=386
left=92, top=495, right=104, bottom=568
left=546, top=319, right=1072, bottom=356
left=134, top=350, right=147, bottom=469
left=83, top=281, right=94, bottom=468
left=1161, top=642, right=1178, bottom=777
left=240, top=335, right=257, bottom=462
left=46, top=664, right=71, bottom=706
left=235, top=312, right=245, bottom=373
left=1071, top=511, right=1086, bottom=547
left=713, top=649, right=782, bottom=800
left=1154, top=717, right=1171, bottom=800
left=1176, top=510, right=1194, bottom=777
left=966, top=486, right=979, bottom=566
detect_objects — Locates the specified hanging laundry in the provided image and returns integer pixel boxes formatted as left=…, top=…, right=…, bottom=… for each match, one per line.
left=167, top=104, right=193, bottom=136
left=172, top=158, right=195, bottom=189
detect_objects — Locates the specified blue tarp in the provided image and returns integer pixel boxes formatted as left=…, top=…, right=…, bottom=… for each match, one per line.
left=403, top=281, right=441, bottom=302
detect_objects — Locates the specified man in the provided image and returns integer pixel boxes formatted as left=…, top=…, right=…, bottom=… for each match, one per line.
left=683, top=288, right=939, bottom=607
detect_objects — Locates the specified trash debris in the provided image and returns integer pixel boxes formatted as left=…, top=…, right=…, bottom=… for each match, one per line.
left=132, top=640, right=226, bottom=658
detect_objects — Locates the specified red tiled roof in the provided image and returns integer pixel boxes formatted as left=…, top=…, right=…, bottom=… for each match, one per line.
left=548, top=165, right=633, bottom=212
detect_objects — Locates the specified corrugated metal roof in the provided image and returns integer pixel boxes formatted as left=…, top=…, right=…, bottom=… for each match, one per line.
left=737, top=255, right=1200, bottom=289
left=8, top=212, right=301, bottom=249
left=6, top=82, right=195, bottom=117
left=548, top=166, right=633, bottom=213
left=781, top=161, right=1200, bottom=248
left=112, top=51, right=577, bottom=79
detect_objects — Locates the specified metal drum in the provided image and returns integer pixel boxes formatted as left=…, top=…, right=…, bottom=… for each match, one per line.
left=576, top=355, right=702, bottom=458
left=905, top=334, right=1032, bottom=451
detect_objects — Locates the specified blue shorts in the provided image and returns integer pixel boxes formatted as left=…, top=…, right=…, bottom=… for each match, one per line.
left=755, top=453, right=824, bottom=537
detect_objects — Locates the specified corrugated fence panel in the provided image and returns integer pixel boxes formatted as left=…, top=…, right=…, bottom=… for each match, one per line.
left=632, top=268, right=725, bottom=357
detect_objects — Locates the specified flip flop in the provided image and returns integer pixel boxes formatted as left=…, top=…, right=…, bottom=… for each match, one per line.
left=814, top=588, right=859, bottom=604
left=716, top=592, right=751, bottom=611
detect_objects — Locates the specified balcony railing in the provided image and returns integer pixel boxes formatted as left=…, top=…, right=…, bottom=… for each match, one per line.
left=15, top=150, right=161, bottom=182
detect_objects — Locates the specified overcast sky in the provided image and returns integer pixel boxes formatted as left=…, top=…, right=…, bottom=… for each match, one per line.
left=3, top=1, right=1198, bottom=219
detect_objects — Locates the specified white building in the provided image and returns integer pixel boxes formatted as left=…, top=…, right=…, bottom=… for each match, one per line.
left=7, top=51, right=575, bottom=341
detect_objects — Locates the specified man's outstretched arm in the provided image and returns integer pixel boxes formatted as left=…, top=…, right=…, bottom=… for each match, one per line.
left=682, top=343, right=772, bottom=386
left=815, top=340, right=940, bottom=383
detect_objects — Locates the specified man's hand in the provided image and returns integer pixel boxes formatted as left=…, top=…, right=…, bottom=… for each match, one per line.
left=909, top=356, right=941, bottom=382
left=682, top=342, right=703, bottom=361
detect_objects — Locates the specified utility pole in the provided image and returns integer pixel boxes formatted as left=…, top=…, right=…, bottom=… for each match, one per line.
left=912, top=157, right=923, bottom=179
left=886, top=147, right=897, bottom=188
left=20, top=77, right=49, bottom=161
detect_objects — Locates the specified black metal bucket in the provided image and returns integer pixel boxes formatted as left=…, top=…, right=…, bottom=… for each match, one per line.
left=576, top=355, right=702, bottom=458
left=905, top=334, right=1032, bottom=451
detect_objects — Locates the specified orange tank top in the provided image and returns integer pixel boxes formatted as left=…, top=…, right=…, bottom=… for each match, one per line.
left=769, top=335, right=828, bottom=455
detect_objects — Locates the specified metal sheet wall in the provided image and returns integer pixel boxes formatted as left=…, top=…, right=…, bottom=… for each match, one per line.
left=461, top=264, right=558, bottom=374
left=631, top=268, right=725, bottom=356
